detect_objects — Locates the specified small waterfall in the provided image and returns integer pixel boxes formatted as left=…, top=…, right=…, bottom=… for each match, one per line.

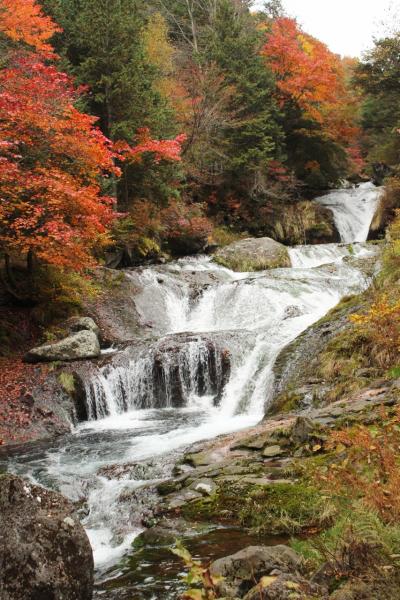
left=316, top=181, right=383, bottom=243
left=85, top=335, right=231, bottom=419
left=3, top=183, right=383, bottom=575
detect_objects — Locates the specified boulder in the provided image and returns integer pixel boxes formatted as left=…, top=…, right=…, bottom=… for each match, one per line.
left=25, top=330, right=101, bottom=363
left=209, top=545, right=301, bottom=597
left=213, top=237, right=290, bottom=272
left=243, top=572, right=327, bottom=599
left=68, top=316, right=100, bottom=337
left=0, top=473, right=93, bottom=600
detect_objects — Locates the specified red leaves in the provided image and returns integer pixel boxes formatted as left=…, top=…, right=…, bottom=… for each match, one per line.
left=0, top=2, right=186, bottom=271
left=262, top=17, right=363, bottom=162
left=0, top=46, right=118, bottom=269
left=0, top=357, right=44, bottom=445
left=115, top=127, right=186, bottom=164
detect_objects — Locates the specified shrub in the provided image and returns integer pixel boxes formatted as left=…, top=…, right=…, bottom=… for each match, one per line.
left=319, top=407, right=400, bottom=524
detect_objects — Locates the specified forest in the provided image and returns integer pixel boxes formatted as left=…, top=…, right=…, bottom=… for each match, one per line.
left=0, top=0, right=389, bottom=289
left=0, top=1, right=400, bottom=600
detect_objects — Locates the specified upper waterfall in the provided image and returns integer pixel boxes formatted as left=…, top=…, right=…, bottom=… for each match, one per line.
left=315, top=182, right=383, bottom=243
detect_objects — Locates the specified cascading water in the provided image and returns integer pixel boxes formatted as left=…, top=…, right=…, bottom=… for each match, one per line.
left=2, top=182, right=383, bottom=588
left=316, top=181, right=384, bottom=243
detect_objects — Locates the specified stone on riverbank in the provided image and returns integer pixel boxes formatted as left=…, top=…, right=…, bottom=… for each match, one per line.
left=209, top=545, right=301, bottom=597
left=25, top=330, right=101, bottom=363
left=68, top=316, right=100, bottom=336
left=0, top=473, right=93, bottom=600
left=213, top=237, right=290, bottom=272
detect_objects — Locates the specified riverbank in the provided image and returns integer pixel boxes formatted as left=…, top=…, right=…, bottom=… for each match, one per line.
left=2, top=182, right=399, bottom=600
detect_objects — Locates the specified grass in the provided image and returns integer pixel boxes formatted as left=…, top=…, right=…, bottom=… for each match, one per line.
left=58, top=371, right=75, bottom=395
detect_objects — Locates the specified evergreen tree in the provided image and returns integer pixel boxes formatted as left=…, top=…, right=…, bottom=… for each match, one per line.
left=208, top=0, right=282, bottom=188
left=42, top=0, right=180, bottom=208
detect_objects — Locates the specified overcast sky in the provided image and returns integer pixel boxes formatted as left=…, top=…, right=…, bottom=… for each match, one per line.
left=253, top=0, right=399, bottom=57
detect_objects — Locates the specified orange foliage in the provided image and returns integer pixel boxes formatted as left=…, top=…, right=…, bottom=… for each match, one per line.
left=0, top=0, right=60, bottom=56
left=321, top=408, right=400, bottom=524
left=262, top=18, right=361, bottom=153
left=0, top=2, right=118, bottom=270
left=350, top=296, right=400, bottom=368
left=0, top=4, right=186, bottom=270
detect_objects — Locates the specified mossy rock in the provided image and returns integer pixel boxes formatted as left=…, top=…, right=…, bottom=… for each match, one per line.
left=213, top=237, right=290, bottom=272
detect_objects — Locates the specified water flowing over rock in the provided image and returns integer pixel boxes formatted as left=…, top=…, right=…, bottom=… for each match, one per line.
left=84, top=333, right=231, bottom=419
left=2, top=183, right=384, bottom=592
left=316, top=182, right=384, bottom=243
left=0, top=473, right=93, bottom=600
left=213, top=236, right=291, bottom=271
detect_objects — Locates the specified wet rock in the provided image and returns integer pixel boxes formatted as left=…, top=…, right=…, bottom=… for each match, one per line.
left=98, top=459, right=166, bottom=482
left=283, top=305, right=302, bottom=320
left=135, top=526, right=179, bottom=547
left=231, top=431, right=277, bottom=451
left=0, top=473, right=93, bottom=600
left=184, top=449, right=219, bottom=467
left=25, top=330, right=101, bottom=363
left=84, top=268, right=144, bottom=344
left=213, top=237, right=291, bottom=272
left=209, top=545, right=301, bottom=597
left=163, top=488, right=203, bottom=510
left=152, top=333, right=231, bottom=408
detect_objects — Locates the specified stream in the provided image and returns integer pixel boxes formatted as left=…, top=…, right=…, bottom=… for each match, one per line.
left=2, top=182, right=383, bottom=598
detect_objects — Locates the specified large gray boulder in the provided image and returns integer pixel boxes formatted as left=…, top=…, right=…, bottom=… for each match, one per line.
left=209, top=545, right=301, bottom=597
left=213, top=237, right=290, bottom=272
left=25, top=330, right=101, bottom=363
left=0, top=474, right=93, bottom=600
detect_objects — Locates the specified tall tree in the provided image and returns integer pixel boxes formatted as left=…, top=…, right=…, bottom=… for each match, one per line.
left=0, top=0, right=118, bottom=274
left=262, top=17, right=360, bottom=187
left=356, top=34, right=400, bottom=168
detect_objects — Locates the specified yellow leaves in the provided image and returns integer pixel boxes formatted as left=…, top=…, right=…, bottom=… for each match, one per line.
left=349, top=288, right=400, bottom=369
left=172, top=540, right=222, bottom=600
left=260, top=575, right=278, bottom=588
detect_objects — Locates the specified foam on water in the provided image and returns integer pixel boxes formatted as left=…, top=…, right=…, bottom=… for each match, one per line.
left=316, top=181, right=383, bottom=243
left=3, top=183, right=383, bottom=572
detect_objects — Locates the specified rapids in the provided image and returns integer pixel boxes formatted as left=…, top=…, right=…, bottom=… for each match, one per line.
left=2, top=182, right=383, bottom=591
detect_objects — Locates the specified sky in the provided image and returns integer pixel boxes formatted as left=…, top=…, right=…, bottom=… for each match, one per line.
left=253, top=0, right=399, bottom=57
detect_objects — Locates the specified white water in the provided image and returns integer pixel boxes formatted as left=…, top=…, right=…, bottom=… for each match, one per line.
left=3, top=183, right=382, bottom=578
left=316, top=181, right=383, bottom=243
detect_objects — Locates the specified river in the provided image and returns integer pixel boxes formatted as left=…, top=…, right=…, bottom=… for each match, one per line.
left=2, top=181, right=383, bottom=597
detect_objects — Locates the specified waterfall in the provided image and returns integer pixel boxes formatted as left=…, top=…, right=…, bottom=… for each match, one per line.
left=316, top=181, right=383, bottom=243
left=3, top=183, right=383, bottom=573
left=85, top=335, right=230, bottom=419
left=84, top=182, right=383, bottom=422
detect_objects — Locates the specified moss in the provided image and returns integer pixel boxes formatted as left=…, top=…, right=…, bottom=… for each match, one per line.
left=213, top=253, right=289, bottom=273
left=58, top=372, right=75, bottom=395
left=316, top=294, right=362, bottom=326
left=181, top=479, right=327, bottom=536
left=211, top=227, right=247, bottom=248
left=273, top=389, right=304, bottom=414
left=181, top=481, right=257, bottom=523
left=240, top=482, right=327, bottom=534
